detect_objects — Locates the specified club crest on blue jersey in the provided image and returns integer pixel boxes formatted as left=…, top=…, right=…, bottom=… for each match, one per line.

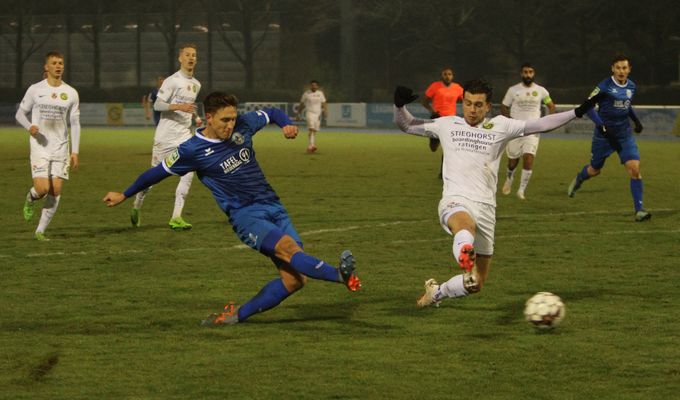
left=239, top=148, right=251, bottom=162
left=231, top=132, right=245, bottom=145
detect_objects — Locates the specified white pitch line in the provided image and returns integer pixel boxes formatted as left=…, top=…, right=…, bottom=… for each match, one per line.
left=390, top=228, right=680, bottom=245
left=7, top=208, right=677, bottom=258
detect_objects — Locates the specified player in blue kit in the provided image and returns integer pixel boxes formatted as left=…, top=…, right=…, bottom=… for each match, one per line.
left=567, top=55, right=651, bottom=222
left=103, top=92, right=361, bottom=325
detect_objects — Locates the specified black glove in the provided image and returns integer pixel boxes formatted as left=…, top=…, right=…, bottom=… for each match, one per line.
left=430, top=112, right=440, bottom=119
left=598, top=125, right=622, bottom=152
left=394, top=86, right=418, bottom=108
left=632, top=118, right=643, bottom=134
left=574, top=91, right=607, bottom=118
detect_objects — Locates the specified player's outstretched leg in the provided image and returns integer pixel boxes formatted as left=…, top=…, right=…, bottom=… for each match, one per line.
left=416, top=278, right=441, bottom=308
left=286, top=249, right=361, bottom=291
left=203, top=261, right=305, bottom=325
left=338, top=250, right=361, bottom=291
left=416, top=271, right=479, bottom=308
left=202, top=301, right=240, bottom=326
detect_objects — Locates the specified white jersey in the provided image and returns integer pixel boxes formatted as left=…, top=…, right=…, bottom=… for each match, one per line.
left=300, top=90, right=326, bottom=115
left=18, top=79, right=80, bottom=158
left=502, top=83, right=551, bottom=120
left=424, top=115, right=526, bottom=206
left=154, top=70, right=201, bottom=146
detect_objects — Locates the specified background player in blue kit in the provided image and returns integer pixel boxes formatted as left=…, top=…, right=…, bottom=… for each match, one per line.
left=103, top=92, right=361, bottom=325
left=142, top=75, right=164, bottom=126
left=567, top=54, right=651, bottom=222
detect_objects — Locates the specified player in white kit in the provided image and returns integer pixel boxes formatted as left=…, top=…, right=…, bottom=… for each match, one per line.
left=16, top=51, right=81, bottom=241
left=393, top=81, right=602, bottom=308
left=500, top=63, right=555, bottom=199
left=131, top=43, right=202, bottom=230
left=297, top=80, right=327, bottom=153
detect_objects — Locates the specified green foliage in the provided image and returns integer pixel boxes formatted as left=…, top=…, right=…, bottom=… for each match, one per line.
left=1, top=128, right=679, bottom=399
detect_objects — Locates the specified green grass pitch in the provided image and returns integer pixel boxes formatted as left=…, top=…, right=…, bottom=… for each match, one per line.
left=1, top=127, right=679, bottom=399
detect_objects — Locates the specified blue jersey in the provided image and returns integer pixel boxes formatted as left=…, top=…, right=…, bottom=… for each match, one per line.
left=590, top=76, right=636, bottom=129
left=161, top=110, right=279, bottom=215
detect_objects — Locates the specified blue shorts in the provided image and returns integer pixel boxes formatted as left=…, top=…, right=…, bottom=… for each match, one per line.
left=590, top=127, right=640, bottom=170
left=229, top=202, right=302, bottom=255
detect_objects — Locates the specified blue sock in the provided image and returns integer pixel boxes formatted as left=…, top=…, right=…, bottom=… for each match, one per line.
left=238, top=279, right=291, bottom=322
left=576, top=165, right=590, bottom=183
left=630, top=179, right=644, bottom=211
left=289, top=252, right=341, bottom=282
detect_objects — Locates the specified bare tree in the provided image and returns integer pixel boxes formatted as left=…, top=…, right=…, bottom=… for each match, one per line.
left=212, top=0, right=276, bottom=89
left=2, top=0, right=55, bottom=88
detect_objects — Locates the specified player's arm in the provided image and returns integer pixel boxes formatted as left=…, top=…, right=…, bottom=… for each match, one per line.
left=69, top=97, right=81, bottom=171
left=261, top=108, right=298, bottom=139
left=544, top=96, right=556, bottom=114
left=500, top=104, right=511, bottom=117
left=15, top=89, right=39, bottom=136
left=584, top=87, right=606, bottom=130
left=103, top=164, right=171, bottom=207
left=500, top=88, right=513, bottom=118
left=142, top=94, right=152, bottom=119
left=524, top=92, right=605, bottom=135
left=394, top=86, right=436, bottom=138
left=154, top=96, right=196, bottom=113
left=628, top=107, right=643, bottom=133
left=420, top=94, right=435, bottom=116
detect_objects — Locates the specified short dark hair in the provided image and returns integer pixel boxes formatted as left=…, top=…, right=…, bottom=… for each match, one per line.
left=463, top=79, right=493, bottom=102
left=442, top=66, right=455, bottom=74
left=179, top=43, right=197, bottom=53
left=203, top=91, right=239, bottom=115
left=44, top=51, right=64, bottom=63
left=611, top=54, right=630, bottom=66
left=310, top=80, right=319, bottom=85
left=520, top=62, right=533, bottom=70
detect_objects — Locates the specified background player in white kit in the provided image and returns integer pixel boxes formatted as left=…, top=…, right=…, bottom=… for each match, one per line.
left=16, top=51, right=81, bottom=241
left=296, top=80, right=327, bottom=153
left=501, top=63, right=555, bottom=199
left=393, top=81, right=602, bottom=308
left=131, top=43, right=202, bottom=230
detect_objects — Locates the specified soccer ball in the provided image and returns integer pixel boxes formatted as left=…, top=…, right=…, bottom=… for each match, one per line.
left=523, top=292, right=565, bottom=330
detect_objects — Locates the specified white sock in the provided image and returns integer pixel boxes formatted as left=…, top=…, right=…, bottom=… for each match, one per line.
left=506, top=168, right=515, bottom=181
left=26, top=187, right=42, bottom=203
left=519, top=169, right=533, bottom=192
left=436, top=274, right=469, bottom=300
left=133, top=187, right=151, bottom=209
left=452, top=229, right=475, bottom=261
left=172, top=172, right=194, bottom=219
left=36, top=194, right=60, bottom=233
left=309, top=132, right=316, bottom=146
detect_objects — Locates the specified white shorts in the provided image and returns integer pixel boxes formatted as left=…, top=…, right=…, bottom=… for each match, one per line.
left=151, top=142, right=182, bottom=167
left=30, top=154, right=69, bottom=180
left=506, top=134, right=540, bottom=159
left=438, top=195, right=496, bottom=256
left=305, top=112, right=321, bottom=131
